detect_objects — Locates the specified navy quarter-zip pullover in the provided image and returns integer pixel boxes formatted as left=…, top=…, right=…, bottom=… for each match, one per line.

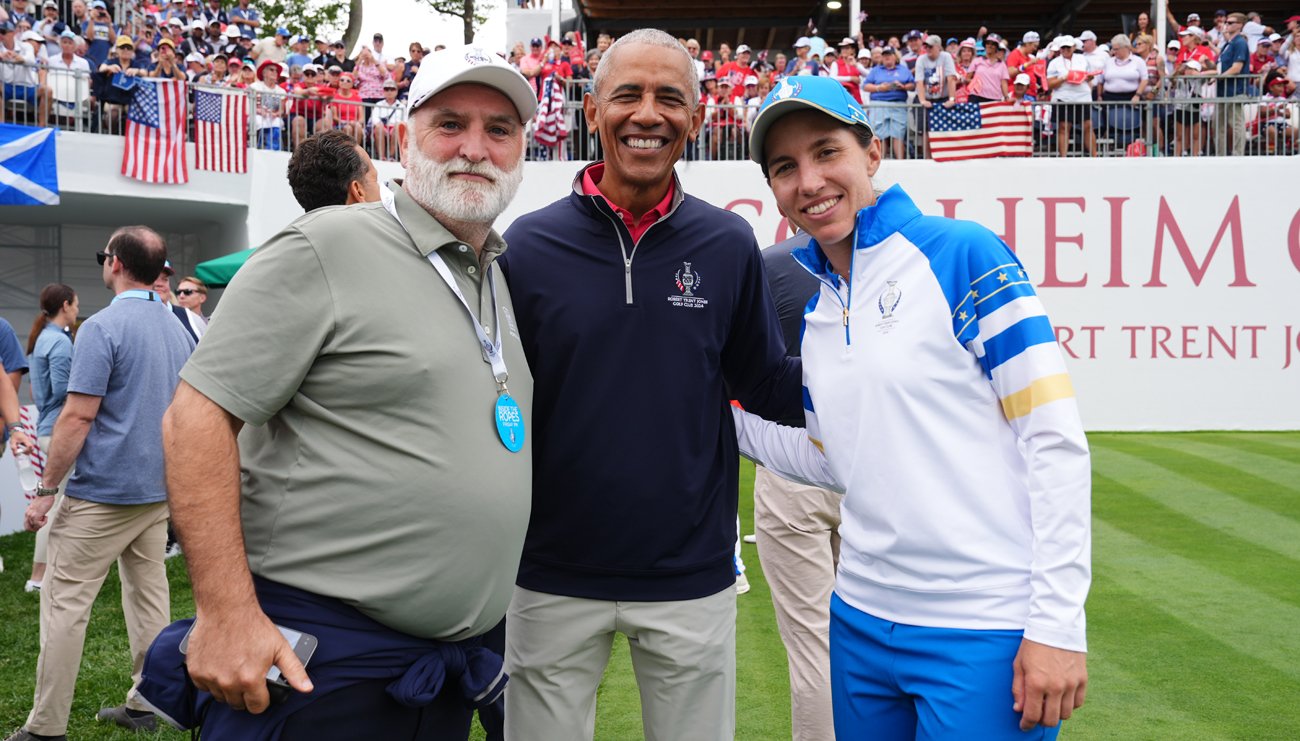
left=500, top=164, right=802, bottom=601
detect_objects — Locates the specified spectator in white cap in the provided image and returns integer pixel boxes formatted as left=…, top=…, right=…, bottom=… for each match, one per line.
left=10, top=28, right=54, bottom=121
left=1046, top=35, right=1097, bottom=156
left=787, top=35, right=813, bottom=75
left=34, top=0, right=60, bottom=57
left=45, top=28, right=90, bottom=119
left=915, top=33, right=957, bottom=109
left=181, top=18, right=211, bottom=57
left=1009, top=71, right=1036, bottom=104
left=145, top=43, right=537, bottom=738
left=1079, top=30, right=1107, bottom=75
left=826, top=40, right=864, bottom=102
left=1172, top=55, right=1209, bottom=156
left=183, top=50, right=207, bottom=80
left=742, top=73, right=764, bottom=127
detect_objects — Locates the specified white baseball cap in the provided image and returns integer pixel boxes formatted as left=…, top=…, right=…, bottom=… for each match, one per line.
left=407, top=44, right=537, bottom=121
left=1022, top=31, right=1041, bottom=44
left=1056, top=34, right=1077, bottom=48
left=1167, top=40, right=1181, bottom=50
left=794, top=36, right=811, bottom=48
left=1079, top=30, right=1097, bottom=41
left=736, top=44, right=752, bottom=54
left=743, top=75, right=759, bottom=86
left=1014, top=72, right=1031, bottom=85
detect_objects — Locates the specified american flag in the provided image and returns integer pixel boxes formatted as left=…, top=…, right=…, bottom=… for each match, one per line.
left=121, top=79, right=189, bottom=184
left=927, top=102, right=1033, bottom=162
left=194, top=88, right=248, bottom=173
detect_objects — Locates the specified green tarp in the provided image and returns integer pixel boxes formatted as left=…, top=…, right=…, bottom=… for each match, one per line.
left=194, top=247, right=255, bottom=288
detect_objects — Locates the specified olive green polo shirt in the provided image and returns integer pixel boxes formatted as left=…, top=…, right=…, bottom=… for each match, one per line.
left=180, top=183, right=532, bottom=641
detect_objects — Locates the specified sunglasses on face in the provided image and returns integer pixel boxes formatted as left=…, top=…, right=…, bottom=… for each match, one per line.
left=176, top=288, right=203, bottom=296
left=95, top=250, right=114, bottom=265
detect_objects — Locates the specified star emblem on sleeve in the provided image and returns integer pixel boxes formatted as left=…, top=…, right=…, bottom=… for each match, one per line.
left=997, top=272, right=1008, bottom=283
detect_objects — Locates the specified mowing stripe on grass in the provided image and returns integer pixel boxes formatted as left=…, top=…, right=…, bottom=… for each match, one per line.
left=1092, top=519, right=1300, bottom=682
left=1093, top=436, right=1300, bottom=522
left=1092, top=472, right=1300, bottom=608
left=1187, top=433, right=1300, bottom=473
left=1069, top=581, right=1237, bottom=741
left=1142, top=436, right=1300, bottom=499
left=1077, top=571, right=1298, bottom=740
left=1091, top=447, right=1300, bottom=563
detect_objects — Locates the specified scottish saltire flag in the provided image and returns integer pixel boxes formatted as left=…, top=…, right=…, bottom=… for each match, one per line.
left=194, top=88, right=248, bottom=173
left=927, top=102, right=1033, bottom=162
left=122, top=79, right=189, bottom=184
left=0, top=124, right=59, bottom=205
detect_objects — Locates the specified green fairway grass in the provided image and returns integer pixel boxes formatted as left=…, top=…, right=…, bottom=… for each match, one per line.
left=1, top=432, right=1296, bottom=739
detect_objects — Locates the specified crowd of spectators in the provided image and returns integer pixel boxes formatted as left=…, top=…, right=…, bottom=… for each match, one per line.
left=503, top=11, right=1300, bottom=159
left=0, top=0, right=441, bottom=157
left=1, top=1, right=1296, bottom=162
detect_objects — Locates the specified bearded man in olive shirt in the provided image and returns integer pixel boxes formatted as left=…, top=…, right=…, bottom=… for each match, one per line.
left=154, top=47, right=537, bottom=739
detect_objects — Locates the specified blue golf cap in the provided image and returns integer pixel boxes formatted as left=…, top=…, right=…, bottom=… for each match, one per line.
left=276, top=26, right=290, bottom=36
left=749, top=75, right=873, bottom=165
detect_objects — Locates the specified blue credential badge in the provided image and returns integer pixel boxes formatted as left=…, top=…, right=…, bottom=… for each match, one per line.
left=495, top=394, right=525, bottom=453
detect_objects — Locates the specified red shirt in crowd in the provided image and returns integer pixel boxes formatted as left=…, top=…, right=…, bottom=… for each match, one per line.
left=331, top=88, right=363, bottom=122
left=1006, top=47, right=1042, bottom=98
left=1176, top=43, right=1216, bottom=67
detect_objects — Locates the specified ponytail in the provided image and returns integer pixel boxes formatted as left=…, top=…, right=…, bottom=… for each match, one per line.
left=26, top=283, right=77, bottom=355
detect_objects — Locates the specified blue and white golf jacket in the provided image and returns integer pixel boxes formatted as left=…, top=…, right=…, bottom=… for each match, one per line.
left=735, top=184, right=1091, bottom=652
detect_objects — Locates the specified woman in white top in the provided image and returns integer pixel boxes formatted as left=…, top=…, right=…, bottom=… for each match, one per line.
left=1099, top=35, right=1147, bottom=101
left=249, top=59, right=286, bottom=150
left=368, top=78, right=405, bottom=162
left=1046, top=35, right=1096, bottom=156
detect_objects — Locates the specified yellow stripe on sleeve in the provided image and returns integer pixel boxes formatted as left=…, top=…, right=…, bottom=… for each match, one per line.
left=809, top=437, right=825, bottom=453
left=1000, top=374, right=1076, bottom=421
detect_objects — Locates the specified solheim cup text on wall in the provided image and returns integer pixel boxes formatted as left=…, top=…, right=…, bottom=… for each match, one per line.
left=500, top=157, right=1299, bottom=431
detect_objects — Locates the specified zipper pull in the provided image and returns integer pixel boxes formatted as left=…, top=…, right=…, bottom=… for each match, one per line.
left=842, top=307, right=849, bottom=327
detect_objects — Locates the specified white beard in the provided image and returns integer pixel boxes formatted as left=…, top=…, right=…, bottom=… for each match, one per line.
left=403, top=142, right=523, bottom=225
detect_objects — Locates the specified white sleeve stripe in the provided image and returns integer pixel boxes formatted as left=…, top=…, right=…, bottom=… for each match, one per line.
left=990, top=342, right=1070, bottom=394
left=976, top=295, right=1049, bottom=344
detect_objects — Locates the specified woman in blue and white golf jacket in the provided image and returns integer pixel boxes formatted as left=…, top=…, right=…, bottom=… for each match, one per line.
left=735, top=75, right=1092, bottom=740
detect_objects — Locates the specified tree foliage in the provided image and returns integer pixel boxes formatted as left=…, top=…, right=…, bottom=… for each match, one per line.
left=254, top=0, right=354, bottom=48
left=421, top=0, right=493, bottom=44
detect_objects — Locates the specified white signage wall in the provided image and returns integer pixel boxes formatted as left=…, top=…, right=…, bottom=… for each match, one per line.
left=496, top=157, right=1300, bottom=431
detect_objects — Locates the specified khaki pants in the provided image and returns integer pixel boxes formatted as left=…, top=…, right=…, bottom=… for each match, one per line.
left=753, top=465, right=842, bottom=741
left=26, top=496, right=170, bottom=736
left=32, top=435, right=71, bottom=565
left=505, top=585, right=736, bottom=741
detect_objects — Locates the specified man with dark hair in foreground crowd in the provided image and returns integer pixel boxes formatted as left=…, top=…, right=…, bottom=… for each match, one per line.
left=285, top=128, right=381, bottom=211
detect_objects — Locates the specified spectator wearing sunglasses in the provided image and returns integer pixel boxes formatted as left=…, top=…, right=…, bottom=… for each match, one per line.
left=174, top=277, right=209, bottom=341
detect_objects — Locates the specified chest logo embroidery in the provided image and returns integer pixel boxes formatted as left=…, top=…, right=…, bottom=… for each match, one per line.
left=668, top=262, right=709, bottom=309
left=875, top=280, right=902, bottom=333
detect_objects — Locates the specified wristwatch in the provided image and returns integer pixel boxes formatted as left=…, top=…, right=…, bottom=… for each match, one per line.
left=35, top=482, right=60, bottom=497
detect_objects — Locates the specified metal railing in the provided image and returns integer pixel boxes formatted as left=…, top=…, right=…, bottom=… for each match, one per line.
left=2, top=64, right=1294, bottom=165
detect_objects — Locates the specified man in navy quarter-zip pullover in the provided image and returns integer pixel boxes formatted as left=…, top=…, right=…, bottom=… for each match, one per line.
left=499, top=28, right=802, bottom=741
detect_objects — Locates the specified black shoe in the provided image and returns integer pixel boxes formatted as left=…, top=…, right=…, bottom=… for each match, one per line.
left=95, top=705, right=158, bottom=732
left=3, top=729, right=68, bottom=741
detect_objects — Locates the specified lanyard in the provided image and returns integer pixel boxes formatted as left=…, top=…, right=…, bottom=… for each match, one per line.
left=382, top=190, right=510, bottom=392
left=112, top=289, right=158, bottom=304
